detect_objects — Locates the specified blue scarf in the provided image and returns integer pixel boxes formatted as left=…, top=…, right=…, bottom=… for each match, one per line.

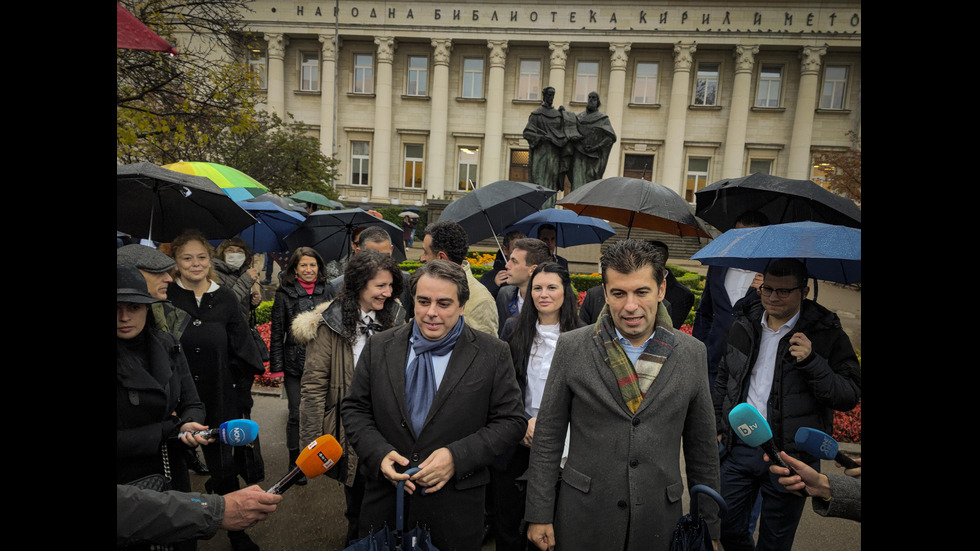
left=405, top=316, right=465, bottom=435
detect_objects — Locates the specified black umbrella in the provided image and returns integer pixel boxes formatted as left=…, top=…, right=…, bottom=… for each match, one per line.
left=117, top=162, right=257, bottom=242
left=438, top=180, right=557, bottom=249
left=283, top=208, right=407, bottom=263
left=670, top=484, right=727, bottom=551
left=558, top=177, right=711, bottom=239
left=694, top=172, right=861, bottom=232
left=344, top=467, right=440, bottom=551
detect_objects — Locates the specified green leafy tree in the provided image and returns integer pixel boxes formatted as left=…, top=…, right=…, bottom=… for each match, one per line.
left=813, top=131, right=861, bottom=205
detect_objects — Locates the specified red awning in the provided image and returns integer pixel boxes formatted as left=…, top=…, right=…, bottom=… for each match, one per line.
left=116, top=3, right=178, bottom=56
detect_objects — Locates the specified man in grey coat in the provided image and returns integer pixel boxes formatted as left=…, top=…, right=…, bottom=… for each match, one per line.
left=524, top=239, right=721, bottom=551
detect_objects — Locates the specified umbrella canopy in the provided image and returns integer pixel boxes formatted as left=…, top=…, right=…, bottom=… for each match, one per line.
left=117, top=162, right=257, bottom=243
left=284, top=208, right=407, bottom=263
left=694, top=172, right=861, bottom=232
left=671, top=484, right=727, bottom=551
left=439, top=180, right=557, bottom=246
left=501, top=208, right=615, bottom=248
left=689, top=221, right=860, bottom=284
left=290, top=190, right=344, bottom=209
left=248, top=192, right=309, bottom=215
left=223, top=201, right=306, bottom=253
left=398, top=211, right=420, bottom=219
left=116, top=2, right=177, bottom=56
left=162, top=161, right=270, bottom=202
left=558, top=177, right=711, bottom=238
left=344, top=468, right=440, bottom=551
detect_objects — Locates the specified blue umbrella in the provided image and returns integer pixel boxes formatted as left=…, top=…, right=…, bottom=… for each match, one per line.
left=227, top=201, right=306, bottom=253
left=690, top=221, right=860, bottom=285
left=501, top=208, right=616, bottom=248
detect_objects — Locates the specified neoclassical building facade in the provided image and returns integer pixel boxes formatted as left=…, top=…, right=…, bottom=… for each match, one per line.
left=237, top=1, right=861, bottom=208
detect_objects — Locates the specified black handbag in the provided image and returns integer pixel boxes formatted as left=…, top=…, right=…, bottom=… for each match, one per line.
left=235, top=419, right=266, bottom=484
left=250, top=310, right=271, bottom=365
left=125, top=443, right=173, bottom=491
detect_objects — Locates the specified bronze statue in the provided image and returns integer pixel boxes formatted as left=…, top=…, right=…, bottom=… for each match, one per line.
left=523, top=86, right=580, bottom=208
left=569, top=92, right=617, bottom=191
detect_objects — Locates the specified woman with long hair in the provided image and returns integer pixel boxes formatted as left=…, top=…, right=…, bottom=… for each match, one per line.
left=291, top=250, right=406, bottom=544
left=269, top=246, right=331, bottom=484
left=166, top=230, right=265, bottom=551
left=493, top=262, right=585, bottom=551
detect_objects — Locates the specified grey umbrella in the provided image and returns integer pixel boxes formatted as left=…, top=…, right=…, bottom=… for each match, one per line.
left=117, top=162, right=257, bottom=242
left=438, top=180, right=557, bottom=249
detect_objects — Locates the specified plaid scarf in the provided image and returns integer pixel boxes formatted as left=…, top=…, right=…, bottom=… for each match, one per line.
left=593, top=301, right=675, bottom=413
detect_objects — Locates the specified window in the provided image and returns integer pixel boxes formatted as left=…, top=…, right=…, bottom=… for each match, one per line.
left=407, top=56, right=428, bottom=96
left=350, top=141, right=370, bottom=186
left=749, top=159, right=773, bottom=175
left=462, top=58, right=484, bottom=98
left=685, top=157, right=710, bottom=202
left=820, top=65, right=848, bottom=109
left=354, top=54, right=374, bottom=94
left=755, top=65, right=781, bottom=107
left=457, top=147, right=479, bottom=191
left=509, top=149, right=530, bottom=182
left=248, top=49, right=267, bottom=89
left=694, top=63, right=719, bottom=106
left=811, top=162, right=835, bottom=189
left=624, top=154, right=655, bottom=180
left=404, top=144, right=424, bottom=188
left=633, top=62, right=659, bottom=104
left=518, top=59, right=541, bottom=100
left=300, top=52, right=319, bottom=92
left=574, top=61, right=599, bottom=102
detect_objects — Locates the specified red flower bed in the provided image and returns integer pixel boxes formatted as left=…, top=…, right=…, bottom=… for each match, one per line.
left=833, top=401, right=861, bottom=444
left=253, top=321, right=282, bottom=388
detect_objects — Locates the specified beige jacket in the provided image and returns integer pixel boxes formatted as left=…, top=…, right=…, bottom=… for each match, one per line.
left=461, top=262, right=499, bottom=337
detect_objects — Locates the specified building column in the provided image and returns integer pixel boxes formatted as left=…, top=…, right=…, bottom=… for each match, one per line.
left=426, top=39, right=453, bottom=200
left=603, top=42, right=631, bottom=178
left=787, top=45, right=827, bottom=179
left=371, top=36, right=396, bottom=202
left=483, top=40, right=508, bottom=185
left=662, top=42, right=697, bottom=197
left=264, top=33, right=288, bottom=118
left=722, top=44, right=759, bottom=178
left=318, top=34, right=338, bottom=163
left=548, top=42, right=569, bottom=105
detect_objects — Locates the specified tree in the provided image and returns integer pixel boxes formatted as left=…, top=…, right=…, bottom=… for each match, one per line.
left=812, top=131, right=861, bottom=205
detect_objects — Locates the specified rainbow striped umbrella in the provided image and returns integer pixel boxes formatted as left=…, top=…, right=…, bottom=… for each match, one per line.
left=161, top=162, right=269, bottom=202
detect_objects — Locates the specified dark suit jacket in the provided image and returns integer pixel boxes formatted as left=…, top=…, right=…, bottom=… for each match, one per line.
left=494, top=285, right=520, bottom=337
left=341, top=322, right=526, bottom=551
left=692, top=266, right=758, bottom=387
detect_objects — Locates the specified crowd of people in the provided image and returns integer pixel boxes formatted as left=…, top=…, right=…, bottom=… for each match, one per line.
left=117, top=212, right=861, bottom=551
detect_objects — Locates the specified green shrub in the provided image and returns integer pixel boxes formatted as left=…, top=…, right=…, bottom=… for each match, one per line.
left=255, top=300, right=274, bottom=325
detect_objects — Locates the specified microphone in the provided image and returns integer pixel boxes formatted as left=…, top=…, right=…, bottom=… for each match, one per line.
left=727, top=403, right=792, bottom=470
left=794, top=427, right=860, bottom=470
left=175, top=419, right=259, bottom=446
left=266, top=434, right=343, bottom=495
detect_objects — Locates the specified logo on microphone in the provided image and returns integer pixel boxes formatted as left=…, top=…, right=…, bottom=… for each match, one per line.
left=736, top=423, right=757, bottom=437
left=229, top=427, right=246, bottom=445
left=819, top=437, right=834, bottom=455
left=317, top=451, right=335, bottom=470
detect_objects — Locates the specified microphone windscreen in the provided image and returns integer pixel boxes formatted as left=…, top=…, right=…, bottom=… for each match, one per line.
left=728, top=403, right=774, bottom=447
left=794, top=427, right=839, bottom=461
left=219, top=419, right=259, bottom=446
left=296, top=434, right=343, bottom=478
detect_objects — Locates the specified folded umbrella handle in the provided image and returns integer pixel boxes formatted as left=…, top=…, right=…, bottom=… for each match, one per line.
left=397, top=467, right=422, bottom=533
left=690, top=484, right=728, bottom=520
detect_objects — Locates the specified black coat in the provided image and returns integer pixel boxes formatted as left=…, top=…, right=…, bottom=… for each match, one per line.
left=269, top=279, right=330, bottom=376
left=116, top=328, right=206, bottom=491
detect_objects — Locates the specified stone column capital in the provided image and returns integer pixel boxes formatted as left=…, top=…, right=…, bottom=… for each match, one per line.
left=264, top=33, right=288, bottom=59
left=672, top=42, right=697, bottom=72
left=488, top=40, right=509, bottom=68
left=549, top=41, right=570, bottom=69
left=432, top=38, right=453, bottom=66
left=609, top=42, right=632, bottom=71
left=733, top=44, right=760, bottom=73
left=319, top=34, right=339, bottom=61
left=799, top=44, right=828, bottom=75
left=375, top=36, right=397, bottom=64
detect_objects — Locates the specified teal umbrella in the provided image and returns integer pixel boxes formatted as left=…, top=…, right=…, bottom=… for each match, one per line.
left=289, top=191, right=344, bottom=209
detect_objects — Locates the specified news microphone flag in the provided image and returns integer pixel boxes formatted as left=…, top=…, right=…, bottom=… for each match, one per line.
left=794, top=427, right=860, bottom=469
left=266, top=434, right=343, bottom=495
left=176, top=419, right=259, bottom=446
left=728, top=403, right=791, bottom=470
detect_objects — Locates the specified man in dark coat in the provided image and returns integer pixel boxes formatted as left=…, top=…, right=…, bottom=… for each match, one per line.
left=714, top=258, right=860, bottom=551
left=341, top=260, right=526, bottom=551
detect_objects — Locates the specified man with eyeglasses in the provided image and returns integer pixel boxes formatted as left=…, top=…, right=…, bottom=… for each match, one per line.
left=712, top=258, right=861, bottom=551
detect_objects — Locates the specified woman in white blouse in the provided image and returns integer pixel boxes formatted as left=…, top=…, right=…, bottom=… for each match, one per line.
left=492, top=262, right=584, bottom=551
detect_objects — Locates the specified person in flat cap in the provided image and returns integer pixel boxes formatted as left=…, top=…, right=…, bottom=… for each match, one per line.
left=117, top=263, right=213, bottom=549
left=117, top=244, right=192, bottom=340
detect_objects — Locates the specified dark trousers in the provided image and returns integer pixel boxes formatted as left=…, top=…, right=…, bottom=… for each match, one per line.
left=720, top=442, right=809, bottom=551
left=490, top=445, right=531, bottom=551
left=284, top=372, right=301, bottom=451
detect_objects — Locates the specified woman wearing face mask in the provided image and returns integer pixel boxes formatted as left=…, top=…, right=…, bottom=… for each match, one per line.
left=214, top=238, right=262, bottom=323
left=166, top=230, right=266, bottom=551
left=269, top=246, right=331, bottom=485
left=492, top=262, right=585, bottom=551
left=291, top=251, right=406, bottom=543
